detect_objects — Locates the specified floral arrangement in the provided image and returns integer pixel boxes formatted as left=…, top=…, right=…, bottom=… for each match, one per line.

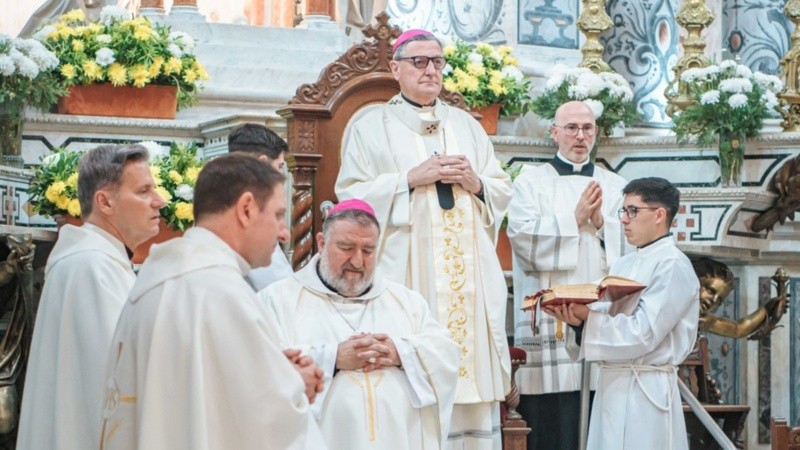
left=143, top=141, right=203, bottom=231
left=35, top=7, right=208, bottom=110
left=672, top=60, right=783, bottom=147
left=442, top=41, right=531, bottom=116
left=0, top=34, right=65, bottom=114
left=29, top=149, right=82, bottom=218
left=531, top=65, right=638, bottom=135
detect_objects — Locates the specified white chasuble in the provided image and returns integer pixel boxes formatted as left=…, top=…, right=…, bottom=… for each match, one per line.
left=507, top=162, right=630, bottom=395
left=258, top=255, right=459, bottom=450
left=336, top=95, right=512, bottom=407
left=566, top=237, right=699, bottom=450
left=100, top=228, right=325, bottom=450
left=18, top=224, right=135, bottom=450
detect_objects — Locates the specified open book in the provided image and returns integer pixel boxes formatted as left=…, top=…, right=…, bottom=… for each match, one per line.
left=521, top=275, right=646, bottom=337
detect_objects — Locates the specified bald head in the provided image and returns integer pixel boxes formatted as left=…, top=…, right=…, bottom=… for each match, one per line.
left=551, top=101, right=598, bottom=164
left=554, top=101, right=595, bottom=124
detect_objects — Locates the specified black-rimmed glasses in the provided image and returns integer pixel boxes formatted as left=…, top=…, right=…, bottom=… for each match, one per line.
left=396, top=56, right=447, bottom=70
left=617, top=206, right=660, bottom=220
left=553, top=124, right=597, bottom=137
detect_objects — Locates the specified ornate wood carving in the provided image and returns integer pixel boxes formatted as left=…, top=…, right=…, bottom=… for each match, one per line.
left=758, top=276, right=772, bottom=444
left=280, top=12, right=473, bottom=269
left=752, top=154, right=800, bottom=232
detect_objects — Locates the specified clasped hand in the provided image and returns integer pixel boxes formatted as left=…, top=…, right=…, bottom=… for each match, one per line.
left=575, top=181, right=604, bottom=230
left=283, top=348, right=324, bottom=404
left=407, top=155, right=481, bottom=194
left=336, top=332, right=400, bottom=373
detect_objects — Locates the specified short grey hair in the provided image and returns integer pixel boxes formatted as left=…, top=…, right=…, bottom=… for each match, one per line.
left=393, top=34, right=444, bottom=59
left=322, top=209, right=381, bottom=240
left=77, top=144, right=149, bottom=217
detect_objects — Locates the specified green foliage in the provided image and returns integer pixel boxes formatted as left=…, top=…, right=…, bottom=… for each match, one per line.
left=35, top=7, right=208, bottom=110
left=671, top=61, right=783, bottom=148
left=29, top=149, right=81, bottom=218
left=531, top=66, right=639, bottom=135
left=442, top=41, right=532, bottom=116
left=500, top=160, right=524, bottom=229
left=0, top=34, right=66, bottom=115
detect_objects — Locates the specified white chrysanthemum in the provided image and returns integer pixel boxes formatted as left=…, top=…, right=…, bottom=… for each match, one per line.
left=568, top=84, right=590, bottom=100
left=32, top=25, right=56, bottom=42
left=719, top=78, right=753, bottom=94
left=501, top=65, right=524, bottom=82
left=680, top=67, right=704, bottom=83
left=41, top=152, right=62, bottom=166
left=16, top=56, right=39, bottom=79
left=719, top=60, right=737, bottom=71
left=577, top=72, right=605, bottom=97
left=175, top=184, right=194, bottom=201
left=754, top=72, right=783, bottom=93
left=701, top=65, right=720, bottom=80
left=700, top=90, right=720, bottom=105
left=28, top=46, right=59, bottom=70
left=100, top=5, right=131, bottom=26
left=545, top=72, right=567, bottom=91
left=169, top=31, right=195, bottom=51
left=0, top=56, right=14, bottom=76
left=167, top=43, right=183, bottom=58
left=95, top=34, right=112, bottom=45
left=0, top=34, right=10, bottom=48
left=95, top=47, right=115, bottom=67
left=762, top=90, right=779, bottom=110
left=138, top=141, right=169, bottom=161
left=728, top=93, right=749, bottom=109
left=735, top=65, right=753, bottom=78
left=583, top=99, right=604, bottom=119
left=467, top=52, right=483, bottom=65
left=442, top=63, right=453, bottom=76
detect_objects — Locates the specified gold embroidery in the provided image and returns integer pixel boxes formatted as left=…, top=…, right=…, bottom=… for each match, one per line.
left=442, top=194, right=470, bottom=377
left=346, top=372, right=386, bottom=441
left=120, top=395, right=136, bottom=403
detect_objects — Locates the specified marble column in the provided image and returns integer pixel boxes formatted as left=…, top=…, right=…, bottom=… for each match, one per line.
left=721, top=0, right=793, bottom=75
left=298, top=0, right=338, bottom=29
left=601, top=0, right=682, bottom=127
left=139, top=0, right=165, bottom=18
left=169, top=0, right=205, bottom=21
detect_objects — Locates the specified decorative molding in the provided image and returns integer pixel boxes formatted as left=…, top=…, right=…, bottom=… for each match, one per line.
left=24, top=113, right=201, bottom=130
left=387, top=0, right=506, bottom=44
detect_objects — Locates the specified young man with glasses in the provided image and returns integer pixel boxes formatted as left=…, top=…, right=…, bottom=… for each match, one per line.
left=336, top=29, right=512, bottom=450
left=507, top=100, right=631, bottom=450
left=545, top=177, right=699, bottom=450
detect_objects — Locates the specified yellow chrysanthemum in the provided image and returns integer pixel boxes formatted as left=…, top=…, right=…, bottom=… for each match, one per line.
left=108, top=63, right=128, bottom=86
left=489, top=81, right=507, bottom=96
left=497, top=45, right=512, bottom=57
left=60, top=63, right=76, bottom=80
left=168, top=170, right=183, bottom=184
left=55, top=195, right=70, bottom=210
left=60, top=9, right=85, bottom=23
left=443, top=44, right=457, bottom=57
left=193, top=61, right=209, bottom=80
left=130, top=64, right=150, bottom=88
left=57, top=27, right=76, bottom=39
left=475, top=42, right=492, bottom=52
left=164, top=57, right=182, bottom=75
left=466, top=61, right=485, bottom=76
left=75, top=25, right=91, bottom=36
left=155, top=187, right=172, bottom=203
left=503, top=56, right=518, bottom=66
left=133, top=25, right=152, bottom=41
left=71, top=39, right=85, bottom=52
left=184, top=167, right=200, bottom=184
left=460, top=73, right=480, bottom=92
left=443, top=79, right=459, bottom=93
left=148, top=56, right=164, bottom=78
left=149, top=166, right=163, bottom=185
left=45, top=182, right=67, bottom=203
left=67, top=199, right=81, bottom=217
left=88, top=23, right=103, bottom=34
left=82, top=60, right=102, bottom=81
left=66, top=172, right=79, bottom=189
left=182, top=69, right=197, bottom=84
left=174, top=202, right=194, bottom=221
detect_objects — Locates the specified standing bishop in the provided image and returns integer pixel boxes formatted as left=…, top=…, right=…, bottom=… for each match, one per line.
left=259, top=199, right=459, bottom=450
left=335, top=29, right=513, bottom=449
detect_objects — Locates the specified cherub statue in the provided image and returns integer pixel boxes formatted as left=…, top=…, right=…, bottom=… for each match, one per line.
left=751, top=153, right=800, bottom=232
left=693, top=257, right=788, bottom=340
left=0, top=235, right=35, bottom=435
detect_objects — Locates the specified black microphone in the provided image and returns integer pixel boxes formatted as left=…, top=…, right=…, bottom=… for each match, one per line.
left=435, top=181, right=455, bottom=210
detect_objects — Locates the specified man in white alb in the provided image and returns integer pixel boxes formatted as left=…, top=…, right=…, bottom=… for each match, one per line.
left=507, top=101, right=630, bottom=450
left=259, top=198, right=459, bottom=450
left=546, top=177, right=699, bottom=450
left=335, top=29, right=512, bottom=449
left=18, top=144, right=164, bottom=450
left=99, top=153, right=325, bottom=450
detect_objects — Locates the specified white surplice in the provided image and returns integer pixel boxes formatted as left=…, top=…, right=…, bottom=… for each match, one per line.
left=507, top=161, right=630, bottom=395
left=247, top=245, right=294, bottom=290
left=100, top=227, right=325, bottom=450
left=566, top=236, right=699, bottom=450
left=258, top=254, right=459, bottom=450
left=18, top=223, right=135, bottom=450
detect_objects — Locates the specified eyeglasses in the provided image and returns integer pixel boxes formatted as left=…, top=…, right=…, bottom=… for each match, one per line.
left=617, top=206, right=661, bottom=220
left=553, top=124, right=597, bottom=137
left=396, top=56, right=447, bottom=70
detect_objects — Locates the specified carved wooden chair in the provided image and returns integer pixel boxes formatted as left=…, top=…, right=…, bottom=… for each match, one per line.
left=771, top=417, right=800, bottom=450
left=279, top=14, right=528, bottom=449
left=678, top=336, right=750, bottom=449
left=502, top=346, right=531, bottom=450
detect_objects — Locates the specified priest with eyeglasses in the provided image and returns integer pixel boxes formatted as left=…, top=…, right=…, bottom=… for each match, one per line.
left=507, top=100, right=632, bottom=450
left=258, top=199, right=459, bottom=450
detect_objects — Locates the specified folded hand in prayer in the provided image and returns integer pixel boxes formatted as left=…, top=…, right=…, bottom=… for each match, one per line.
left=283, top=348, right=325, bottom=404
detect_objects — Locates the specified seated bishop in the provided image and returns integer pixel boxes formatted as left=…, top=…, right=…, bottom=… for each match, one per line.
left=258, top=199, right=459, bottom=450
